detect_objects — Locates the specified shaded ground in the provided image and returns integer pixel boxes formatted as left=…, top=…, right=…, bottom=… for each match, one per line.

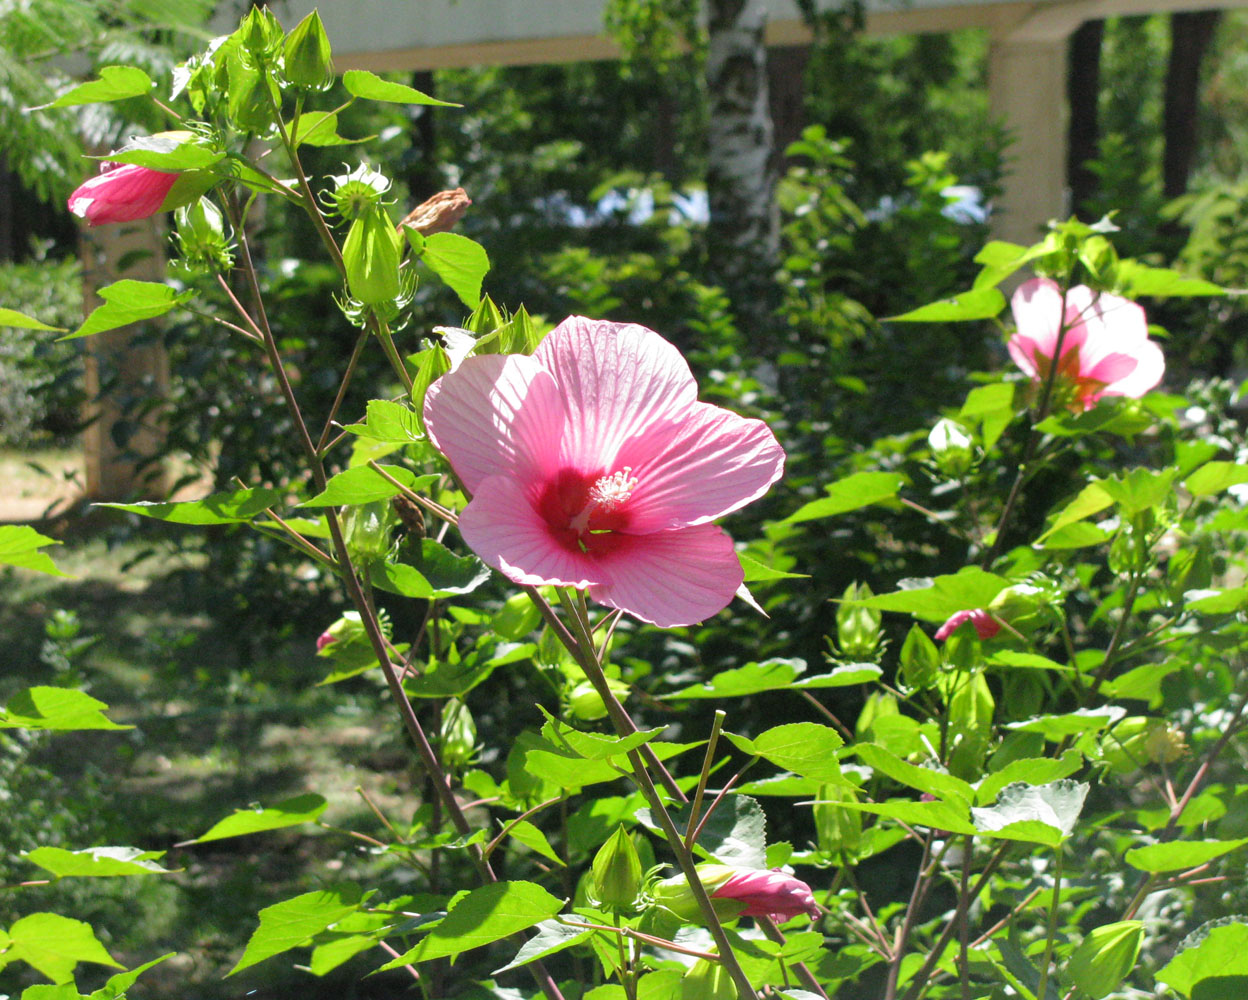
left=0, top=446, right=83, bottom=521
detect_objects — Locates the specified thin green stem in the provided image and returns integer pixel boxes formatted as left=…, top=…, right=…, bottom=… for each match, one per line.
left=684, top=710, right=726, bottom=849
left=1035, top=847, right=1063, bottom=1000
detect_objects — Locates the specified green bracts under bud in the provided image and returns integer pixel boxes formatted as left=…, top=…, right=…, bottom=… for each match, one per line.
left=592, top=826, right=643, bottom=909
left=568, top=676, right=630, bottom=721
left=343, top=206, right=403, bottom=306
left=900, top=623, right=940, bottom=690
left=284, top=9, right=334, bottom=90
left=650, top=865, right=738, bottom=923
left=342, top=500, right=395, bottom=560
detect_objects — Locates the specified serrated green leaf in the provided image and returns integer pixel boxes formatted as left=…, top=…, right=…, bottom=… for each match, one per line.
left=665, top=658, right=805, bottom=699
left=506, top=820, right=564, bottom=865
left=97, top=133, right=224, bottom=172
left=1186, top=587, right=1248, bottom=614
left=0, top=525, right=68, bottom=576
left=396, top=537, right=491, bottom=597
left=1158, top=921, right=1248, bottom=997
left=342, top=69, right=460, bottom=106
left=493, top=918, right=594, bottom=974
left=301, top=466, right=434, bottom=506
left=290, top=111, right=369, bottom=147
left=1007, top=706, right=1125, bottom=740
left=636, top=794, right=768, bottom=868
left=783, top=471, right=905, bottom=524
left=230, top=885, right=363, bottom=974
left=972, top=780, right=1088, bottom=844
left=854, top=744, right=973, bottom=803
left=976, top=752, right=1083, bottom=805
left=739, top=552, right=809, bottom=582
left=381, top=881, right=562, bottom=966
left=525, top=739, right=699, bottom=790
left=25, top=846, right=175, bottom=879
left=7, top=913, right=121, bottom=983
left=838, top=798, right=977, bottom=835
left=540, top=711, right=665, bottom=760
left=1115, top=260, right=1224, bottom=298
left=92, top=953, right=175, bottom=997
left=889, top=286, right=1006, bottom=322
left=308, top=910, right=397, bottom=976
left=0, top=687, right=129, bottom=731
left=1125, top=839, right=1248, bottom=873
left=0, top=308, right=64, bottom=332
left=35, top=66, right=152, bottom=109
left=1038, top=482, right=1115, bottom=542
left=792, top=663, right=883, bottom=688
left=853, top=567, right=1011, bottom=622
left=63, top=280, right=192, bottom=341
left=752, top=722, right=845, bottom=781
left=97, top=487, right=283, bottom=525
left=190, top=793, right=328, bottom=844
left=419, top=232, right=490, bottom=308
left=344, top=400, right=423, bottom=443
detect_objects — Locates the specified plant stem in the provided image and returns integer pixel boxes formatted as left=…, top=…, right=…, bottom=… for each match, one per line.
left=1035, top=846, right=1064, bottom=1000
left=685, top=710, right=726, bottom=848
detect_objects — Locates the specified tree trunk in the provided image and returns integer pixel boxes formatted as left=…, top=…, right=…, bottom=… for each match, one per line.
left=768, top=44, right=809, bottom=174
left=706, top=0, right=778, bottom=273
left=1066, top=20, right=1103, bottom=218
left=404, top=70, right=441, bottom=199
left=1163, top=10, right=1220, bottom=199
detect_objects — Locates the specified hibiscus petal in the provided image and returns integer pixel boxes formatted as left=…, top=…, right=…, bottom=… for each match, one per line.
left=459, top=474, right=601, bottom=589
left=589, top=524, right=743, bottom=628
left=1081, top=351, right=1138, bottom=387
left=1103, top=337, right=1164, bottom=398
left=1073, top=291, right=1149, bottom=366
left=534, top=317, right=698, bottom=471
left=615, top=402, right=785, bottom=531
left=424, top=353, right=565, bottom=494
left=1010, top=278, right=1065, bottom=360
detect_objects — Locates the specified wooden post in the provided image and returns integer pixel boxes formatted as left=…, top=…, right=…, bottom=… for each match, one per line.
left=78, top=216, right=170, bottom=500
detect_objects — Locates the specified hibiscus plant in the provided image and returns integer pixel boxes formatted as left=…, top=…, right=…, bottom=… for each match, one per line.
left=4, top=8, right=1248, bottom=1000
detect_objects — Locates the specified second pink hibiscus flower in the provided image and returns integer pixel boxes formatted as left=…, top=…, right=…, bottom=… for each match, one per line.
left=424, top=317, right=785, bottom=627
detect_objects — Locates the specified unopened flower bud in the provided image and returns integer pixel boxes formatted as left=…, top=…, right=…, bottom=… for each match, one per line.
left=592, top=826, right=643, bottom=909
left=681, top=959, right=735, bottom=1000
left=928, top=418, right=975, bottom=477
left=175, top=197, right=232, bottom=272
left=239, top=6, right=284, bottom=65
left=836, top=582, right=882, bottom=660
left=343, top=500, right=396, bottom=560
left=327, top=164, right=392, bottom=221
left=283, top=9, right=334, bottom=90
left=343, top=206, right=403, bottom=306
left=315, top=611, right=366, bottom=655
left=934, top=608, right=1000, bottom=642
left=651, top=865, right=737, bottom=923
left=568, top=677, right=630, bottom=721
left=440, top=698, right=477, bottom=768
left=813, top=782, right=861, bottom=858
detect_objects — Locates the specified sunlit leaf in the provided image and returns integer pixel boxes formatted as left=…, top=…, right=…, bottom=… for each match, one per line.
left=230, top=885, right=364, bottom=974
left=189, top=793, right=328, bottom=844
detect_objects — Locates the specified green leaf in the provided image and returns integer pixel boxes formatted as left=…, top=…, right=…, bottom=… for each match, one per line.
left=525, top=740, right=698, bottom=791
left=783, top=471, right=905, bottom=524
left=308, top=910, right=398, bottom=976
left=1115, top=260, right=1224, bottom=298
left=971, top=780, right=1088, bottom=844
left=493, top=919, right=594, bottom=974
left=381, top=881, right=563, bottom=966
left=1065, top=921, right=1143, bottom=999
left=739, top=552, right=809, bottom=582
left=1038, top=482, right=1114, bottom=542
left=637, top=794, right=768, bottom=868
left=1125, top=839, right=1248, bottom=873
left=540, top=712, right=665, bottom=760
left=290, top=111, right=369, bottom=147
left=98, top=487, right=283, bottom=525
left=25, top=846, right=175, bottom=879
left=1098, top=467, right=1178, bottom=516
left=742, top=722, right=845, bottom=781
left=1186, top=462, right=1248, bottom=497
left=230, top=885, right=363, bottom=974
left=1007, top=706, right=1125, bottom=740
left=792, top=663, right=883, bottom=688
left=888, top=286, right=1006, bottom=322
left=665, top=658, right=806, bottom=699
left=506, top=820, right=564, bottom=865
left=1158, top=920, right=1248, bottom=997
left=342, top=69, right=460, bottom=106
left=0, top=687, right=129, bottom=731
left=972, top=240, right=1048, bottom=289
left=1186, top=587, right=1248, bottom=614
left=97, top=133, right=224, bottom=172
left=301, top=466, right=434, bottom=506
left=977, top=752, right=1083, bottom=805
left=854, top=567, right=1011, bottom=622
left=7, top=913, right=121, bottom=983
left=419, top=232, right=491, bottom=309
left=63, top=280, right=192, bottom=341
left=397, top=538, right=491, bottom=597
left=344, top=400, right=423, bottom=443
left=35, top=66, right=152, bottom=109
left=854, top=744, right=973, bottom=803
left=190, top=793, right=328, bottom=844
left=92, top=953, right=175, bottom=997
left=988, top=651, right=1071, bottom=673
left=839, top=798, right=977, bottom=836
left=0, top=308, right=65, bottom=332
left=0, top=525, right=68, bottom=576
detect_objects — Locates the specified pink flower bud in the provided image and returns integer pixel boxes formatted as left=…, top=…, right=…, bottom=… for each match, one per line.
left=711, top=868, right=820, bottom=922
left=67, top=163, right=180, bottom=227
left=934, top=609, right=1000, bottom=642
left=315, top=630, right=336, bottom=653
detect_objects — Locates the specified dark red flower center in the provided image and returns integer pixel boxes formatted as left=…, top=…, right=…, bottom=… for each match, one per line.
left=536, top=467, right=637, bottom=557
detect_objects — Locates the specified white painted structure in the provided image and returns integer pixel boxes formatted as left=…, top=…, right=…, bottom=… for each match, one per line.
left=257, top=0, right=1239, bottom=244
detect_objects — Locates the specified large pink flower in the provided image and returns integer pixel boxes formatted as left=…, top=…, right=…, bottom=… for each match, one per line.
left=1008, top=277, right=1164, bottom=410
left=67, top=163, right=180, bottom=227
left=712, top=868, right=820, bottom=922
left=424, top=317, right=785, bottom=627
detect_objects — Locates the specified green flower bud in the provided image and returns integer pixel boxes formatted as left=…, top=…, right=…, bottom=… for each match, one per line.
left=987, top=578, right=1062, bottom=635
left=650, top=865, right=738, bottom=923
left=283, top=9, right=334, bottom=90
left=175, top=197, right=232, bottom=273
left=813, top=782, right=861, bottom=858
left=326, top=164, right=392, bottom=221
left=239, top=6, right=285, bottom=66
left=900, top=624, right=940, bottom=690
left=1065, top=921, right=1143, bottom=1000
left=592, top=826, right=643, bottom=910
left=343, top=206, right=403, bottom=306
left=568, top=677, right=630, bottom=721
left=343, top=500, right=396, bottom=560
left=681, top=959, right=735, bottom=1000
left=836, top=582, right=882, bottom=661
left=440, top=698, right=477, bottom=768
left=927, top=418, right=975, bottom=478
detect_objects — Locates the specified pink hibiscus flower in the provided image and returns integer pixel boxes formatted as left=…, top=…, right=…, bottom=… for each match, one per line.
left=712, top=867, right=820, bottom=922
left=67, top=163, right=180, bottom=227
left=934, top=608, right=1000, bottom=642
left=424, top=317, right=785, bottom=627
left=1008, top=277, right=1164, bottom=410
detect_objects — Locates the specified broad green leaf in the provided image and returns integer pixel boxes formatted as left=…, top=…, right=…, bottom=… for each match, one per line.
left=97, top=133, right=224, bottom=171
left=1007, top=706, right=1125, bottom=740
left=1098, top=467, right=1178, bottom=516
left=98, top=487, right=283, bottom=525
left=381, top=881, right=562, bottom=966
left=838, top=798, right=977, bottom=836
left=1125, top=839, right=1248, bottom=873
left=739, top=552, right=809, bottom=582
left=18, top=983, right=78, bottom=999
left=889, top=286, right=1006, bottom=322
left=1065, top=921, right=1143, bottom=999
left=1040, top=521, right=1112, bottom=550
left=665, top=658, right=806, bottom=699
left=1102, top=662, right=1182, bottom=707
left=0, top=308, right=64, bottom=332
left=971, top=780, right=1088, bottom=843
left=0, top=687, right=129, bottom=731
left=64, top=280, right=192, bottom=340
left=1115, top=260, right=1224, bottom=298
left=419, top=232, right=491, bottom=309
left=25, top=846, right=175, bottom=879
left=290, top=111, right=368, bottom=147
left=7, top=913, right=121, bottom=983
left=230, top=885, right=364, bottom=974
left=525, top=740, right=698, bottom=790
left=972, top=239, right=1049, bottom=289
left=637, top=794, right=768, bottom=868
left=301, top=466, right=434, bottom=506
left=397, top=538, right=491, bottom=597
left=1186, top=462, right=1248, bottom=497
left=308, top=910, right=397, bottom=976
left=0, top=525, right=67, bottom=576
left=1158, top=920, right=1248, bottom=997
left=344, top=400, right=423, bottom=443
left=1186, top=587, right=1248, bottom=614
left=93, top=953, right=175, bottom=997
left=854, top=744, right=973, bottom=803
left=368, top=559, right=433, bottom=599
left=540, top=712, right=665, bottom=760
left=745, top=722, right=844, bottom=782
left=977, top=752, right=1082, bottom=805
left=35, top=66, right=152, bottom=109
left=190, top=793, right=328, bottom=844
left=493, top=918, right=595, bottom=974
left=853, top=567, right=1011, bottom=622
left=505, top=820, right=564, bottom=865
left=1038, top=482, right=1114, bottom=542
left=792, top=663, right=883, bottom=688
left=783, top=471, right=905, bottom=524
left=960, top=382, right=1015, bottom=449
left=988, top=651, right=1071, bottom=673
left=342, top=69, right=459, bottom=106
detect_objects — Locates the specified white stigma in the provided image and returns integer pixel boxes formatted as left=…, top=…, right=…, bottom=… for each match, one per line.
left=569, top=467, right=638, bottom=534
